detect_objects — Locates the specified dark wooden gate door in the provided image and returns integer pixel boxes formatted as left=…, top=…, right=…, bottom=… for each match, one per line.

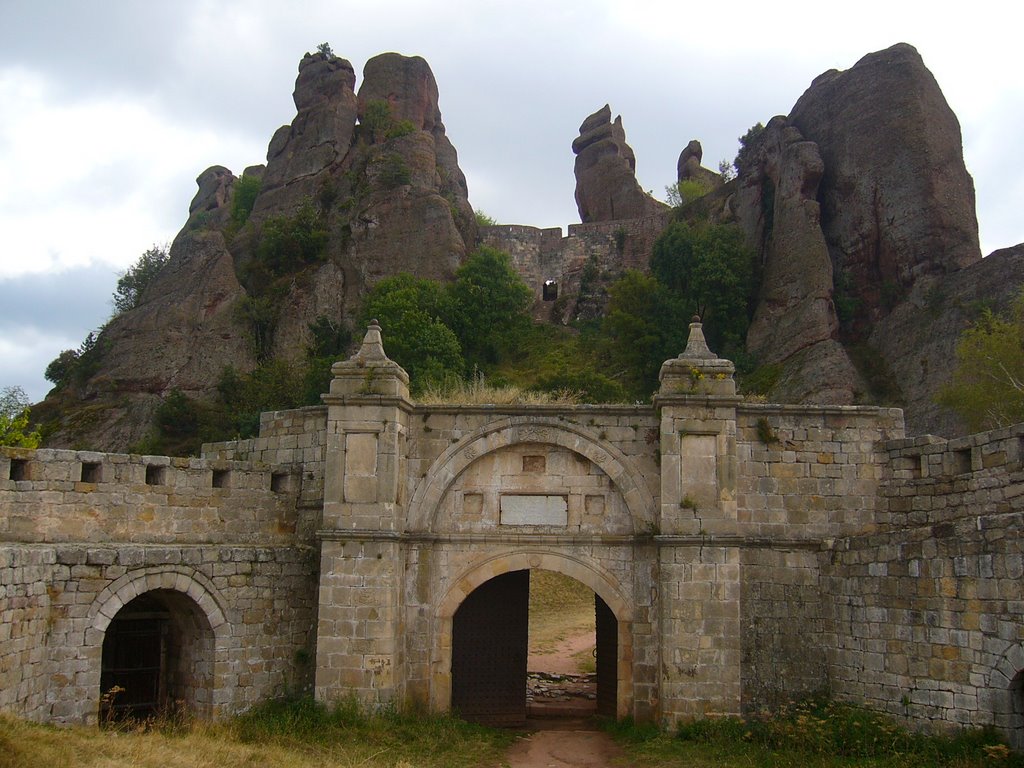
left=100, top=601, right=169, bottom=722
left=451, top=569, right=529, bottom=725
left=595, top=593, right=618, bottom=718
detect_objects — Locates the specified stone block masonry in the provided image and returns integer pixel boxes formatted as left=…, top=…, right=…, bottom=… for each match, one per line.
left=2, top=319, right=1023, bottom=746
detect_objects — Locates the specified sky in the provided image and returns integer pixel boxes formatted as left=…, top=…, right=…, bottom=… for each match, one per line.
left=1, top=0, right=1021, bottom=403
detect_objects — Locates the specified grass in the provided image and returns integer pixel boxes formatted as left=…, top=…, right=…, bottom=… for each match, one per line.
left=605, top=697, right=1023, bottom=767
left=2, top=696, right=1021, bottom=768
left=0, top=698, right=515, bottom=768
left=417, top=372, right=583, bottom=406
left=528, top=570, right=595, bottom=669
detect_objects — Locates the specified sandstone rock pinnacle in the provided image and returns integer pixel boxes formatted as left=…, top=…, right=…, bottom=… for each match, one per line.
left=572, top=105, right=668, bottom=223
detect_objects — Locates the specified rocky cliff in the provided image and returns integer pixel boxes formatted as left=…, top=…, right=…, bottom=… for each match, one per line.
left=38, top=43, right=1022, bottom=449
left=41, top=50, right=475, bottom=451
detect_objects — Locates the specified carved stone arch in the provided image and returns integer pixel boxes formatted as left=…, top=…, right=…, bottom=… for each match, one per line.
left=987, top=641, right=1024, bottom=749
left=86, top=565, right=233, bottom=721
left=90, top=565, right=230, bottom=637
left=430, top=549, right=634, bottom=718
left=407, top=416, right=655, bottom=532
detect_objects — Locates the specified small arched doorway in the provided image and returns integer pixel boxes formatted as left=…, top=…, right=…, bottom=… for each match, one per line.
left=1010, top=670, right=1024, bottom=750
left=99, top=590, right=215, bottom=722
left=450, top=569, right=618, bottom=726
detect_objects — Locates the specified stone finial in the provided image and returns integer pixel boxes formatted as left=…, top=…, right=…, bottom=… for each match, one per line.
left=657, top=316, right=736, bottom=398
left=325, top=320, right=410, bottom=400
left=350, top=319, right=388, bottom=363
left=680, top=316, right=716, bottom=360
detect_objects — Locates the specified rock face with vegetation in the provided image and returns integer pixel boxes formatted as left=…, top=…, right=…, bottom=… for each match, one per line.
left=572, top=105, right=668, bottom=223
left=732, top=117, right=862, bottom=404
left=39, top=49, right=475, bottom=451
left=35, top=43, right=1023, bottom=450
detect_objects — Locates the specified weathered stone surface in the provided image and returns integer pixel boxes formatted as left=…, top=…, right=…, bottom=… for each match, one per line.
left=41, top=51, right=475, bottom=451
left=573, top=105, right=668, bottom=223
left=45, top=229, right=254, bottom=449
left=677, top=139, right=722, bottom=191
left=253, top=51, right=358, bottom=217
left=871, top=243, right=1024, bottom=437
left=734, top=117, right=860, bottom=404
left=789, top=43, right=981, bottom=326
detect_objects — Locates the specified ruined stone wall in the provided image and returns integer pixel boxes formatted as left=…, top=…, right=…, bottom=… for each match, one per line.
left=480, top=213, right=670, bottom=321
left=0, top=546, right=54, bottom=719
left=823, top=425, right=1024, bottom=746
left=203, top=405, right=328, bottom=513
left=730, top=405, right=904, bottom=709
left=0, top=448, right=310, bottom=545
left=0, top=447, right=319, bottom=723
left=735, top=405, right=905, bottom=539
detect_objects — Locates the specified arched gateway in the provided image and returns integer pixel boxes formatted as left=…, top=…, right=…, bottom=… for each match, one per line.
left=313, top=320, right=748, bottom=724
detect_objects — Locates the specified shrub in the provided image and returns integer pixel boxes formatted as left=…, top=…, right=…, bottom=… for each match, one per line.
left=230, top=174, right=262, bottom=228
left=113, top=245, right=169, bottom=314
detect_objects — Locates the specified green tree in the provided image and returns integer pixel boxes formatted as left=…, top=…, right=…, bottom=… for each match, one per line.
left=448, top=246, right=534, bottom=365
left=650, top=220, right=756, bottom=357
left=113, top=245, right=169, bottom=314
left=664, top=179, right=710, bottom=208
left=0, top=386, right=41, bottom=448
left=44, top=349, right=80, bottom=388
left=598, top=271, right=689, bottom=399
left=734, top=122, right=765, bottom=175
left=357, top=273, right=464, bottom=391
left=230, top=174, right=262, bottom=228
left=937, top=295, right=1024, bottom=431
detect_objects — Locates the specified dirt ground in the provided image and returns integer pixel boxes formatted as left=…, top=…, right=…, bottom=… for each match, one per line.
left=503, top=728, right=624, bottom=768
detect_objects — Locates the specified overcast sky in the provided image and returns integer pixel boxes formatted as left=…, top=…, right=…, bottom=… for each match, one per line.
left=1, top=0, right=1021, bottom=402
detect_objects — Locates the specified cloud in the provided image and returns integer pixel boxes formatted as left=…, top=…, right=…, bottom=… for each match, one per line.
left=0, top=266, right=116, bottom=401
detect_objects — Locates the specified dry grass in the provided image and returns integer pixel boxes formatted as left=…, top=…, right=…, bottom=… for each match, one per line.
left=416, top=374, right=582, bottom=406
left=528, top=570, right=595, bottom=665
left=0, top=702, right=514, bottom=768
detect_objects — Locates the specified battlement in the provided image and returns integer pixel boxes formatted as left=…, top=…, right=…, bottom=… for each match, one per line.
left=0, top=446, right=312, bottom=546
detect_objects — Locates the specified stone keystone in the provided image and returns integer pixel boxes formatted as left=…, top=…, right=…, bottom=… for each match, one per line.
left=657, top=317, right=736, bottom=398
left=326, top=320, right=411, bottom=399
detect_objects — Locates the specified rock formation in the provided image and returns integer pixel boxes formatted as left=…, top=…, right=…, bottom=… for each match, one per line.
left=676, top=140, right=722, bottom=192
left=788, top=43, right=981, bottom=327
left=41, top=50, right=475, bottom=451
left=734, top=117, right=862, bottom=403
left=573, top=105, right=668, bottom=222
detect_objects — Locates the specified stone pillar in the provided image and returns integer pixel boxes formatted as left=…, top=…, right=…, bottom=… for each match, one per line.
left=653, top=318, right=742, bottom=722
left=315, top=321, right=411, bottom=708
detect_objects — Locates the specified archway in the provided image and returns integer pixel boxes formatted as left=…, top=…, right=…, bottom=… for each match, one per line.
left=1010, top=670, right=1024, bottom=750
left=99, top=589, right=215, bottom=722
left=435, top=551, right=633, bottom=723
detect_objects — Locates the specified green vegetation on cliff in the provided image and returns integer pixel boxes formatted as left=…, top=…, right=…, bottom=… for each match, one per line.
left=937, top=291, right=1024, bottom=431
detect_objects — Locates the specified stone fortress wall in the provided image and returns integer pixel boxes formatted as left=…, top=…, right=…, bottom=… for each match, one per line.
left=1, top=321, right=1022, bottom=748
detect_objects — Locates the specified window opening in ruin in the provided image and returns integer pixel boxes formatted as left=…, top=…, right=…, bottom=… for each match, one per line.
left=9, top=458, right=28, bottom=481
left=80, top=461, right=102, bottom=483
left=450, top=569, right=616, bottom=726
left=951, top=448, right=972, bottom=475
left=212, top=469, right=230, bottom=488
left=271, top=471, right=291, bottom=493
left=145, top=465, right=166, bottom=486
left=542, top=280, right=558, bottom=301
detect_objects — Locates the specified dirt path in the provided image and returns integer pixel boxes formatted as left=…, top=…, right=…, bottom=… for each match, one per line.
left=528, top=628, right=595, bottom=675
left=503, top=728, right=624, bottom=768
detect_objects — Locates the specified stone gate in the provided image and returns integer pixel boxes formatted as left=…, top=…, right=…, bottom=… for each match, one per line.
left=3, top=320, right=1024, bottom=746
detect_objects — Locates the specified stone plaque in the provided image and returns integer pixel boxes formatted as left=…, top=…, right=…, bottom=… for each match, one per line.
left=499, top=495, right=568, bottom=526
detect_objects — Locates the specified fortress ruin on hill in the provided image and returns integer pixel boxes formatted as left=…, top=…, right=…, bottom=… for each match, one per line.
left=3, top=321, right=1024, bottom=748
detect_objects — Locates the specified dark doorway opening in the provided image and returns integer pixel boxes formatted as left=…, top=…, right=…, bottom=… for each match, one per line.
left=450, top=569, right=618, bottom=726
left=99, top=590, right=214, bottom=723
